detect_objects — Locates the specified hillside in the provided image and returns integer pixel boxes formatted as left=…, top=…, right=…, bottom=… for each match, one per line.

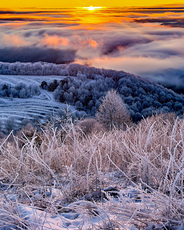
left=0, top=62, right=183, bottom=133
left=0, top=63, right=184, bottom=229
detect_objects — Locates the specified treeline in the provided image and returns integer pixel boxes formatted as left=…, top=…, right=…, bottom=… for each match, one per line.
left=0, top=62, right=128, bottom=80
left=0, top=62, right=67, bottom=76
left=41, top=71, right=184, bottom=123
left=0, top=83, right=40, bottom=99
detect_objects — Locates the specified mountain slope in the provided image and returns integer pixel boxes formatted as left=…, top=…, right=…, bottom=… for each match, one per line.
left=0, top=62, right=183, bottom=133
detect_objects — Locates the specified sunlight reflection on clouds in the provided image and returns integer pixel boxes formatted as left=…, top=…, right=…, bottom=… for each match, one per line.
left=0, top=6, right=184, bottom=78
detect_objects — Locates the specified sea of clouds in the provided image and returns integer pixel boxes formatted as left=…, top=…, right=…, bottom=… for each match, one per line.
left=0, top=7, right=184, bottom=89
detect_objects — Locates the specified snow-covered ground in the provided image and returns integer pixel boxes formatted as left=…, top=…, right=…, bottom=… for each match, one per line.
left=0, top=75, right=68, bottom=86
left=0, top=75, right=72, bottom=132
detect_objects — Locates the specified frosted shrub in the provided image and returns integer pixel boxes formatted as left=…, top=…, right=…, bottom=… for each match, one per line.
left=77, top=118, right=105, bottom=136
left=96, top=89, right=131, bottom=130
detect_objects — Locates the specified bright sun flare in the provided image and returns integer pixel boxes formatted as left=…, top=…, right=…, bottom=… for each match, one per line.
left=83, top=6, right=102, bottom=11
left=88, top=6, right=95, bottom=11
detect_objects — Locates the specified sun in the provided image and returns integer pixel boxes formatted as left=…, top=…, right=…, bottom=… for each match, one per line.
left=88, top=6, right=96, bottom=11
left=83, top=6, right=102, bottom=11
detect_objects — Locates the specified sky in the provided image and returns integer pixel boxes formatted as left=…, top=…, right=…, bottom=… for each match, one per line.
left=0, top=3, right=184, bottom=87
left=1, top=0, right=184, bottom=8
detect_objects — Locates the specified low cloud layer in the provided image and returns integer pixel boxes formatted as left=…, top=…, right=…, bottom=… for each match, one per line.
left=0, top=47, right=76, bottom=64
left=134, top=18, right=184, bottom=27
left=101, top=37, right=152, bottom=55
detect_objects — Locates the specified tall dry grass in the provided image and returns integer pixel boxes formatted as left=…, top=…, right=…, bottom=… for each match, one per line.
left=0, top=113, right=184, bottom=229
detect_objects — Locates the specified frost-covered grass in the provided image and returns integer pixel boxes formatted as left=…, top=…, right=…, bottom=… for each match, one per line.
left=0, top=75, right=77, bottom=133
left=0, top=113, right=184, bottom=229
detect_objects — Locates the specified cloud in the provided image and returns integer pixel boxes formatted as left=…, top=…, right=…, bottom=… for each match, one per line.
left=134, top=18, right=184, bottom=27
left=88, top=39, right=98, bottom=48
left=101, top=6, right=184, bottom=15
left=0, top=17, right=45, bottom=22
left=76, top=55, right=184, bottom=76
left=40, top=34, right=99, bottom=50
left=0, top=10, right=62, bottom=15
left=147, top=29, right=184, bottom=36
left=36, top=30, right=47, bottom=36
left=26, top=22, right=79, bottom=27
left=0, top=6, right=184, bottom=92
left=41, top=35, right=69, bottom=47
left=130, top=37, right=184, bottom=59
left=101, top=37, right=152, bottom=56
left=0, top=46, right=76, bottom=64
left=34, top=30, right=72, bottom=38
left=24, top=31, right=33, bottom=37
left=141, top=68, right=184, bottom=90
left=1, top=34, right=29, bottom=46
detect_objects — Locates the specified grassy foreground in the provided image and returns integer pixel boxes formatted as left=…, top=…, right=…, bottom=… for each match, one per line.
left=0, top=113, right=184, bottom=229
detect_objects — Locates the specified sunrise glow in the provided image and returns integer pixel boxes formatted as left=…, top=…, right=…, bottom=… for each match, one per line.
left=83, top=6, right=103, bottom=11
left=1, top=1, right=184, bottom=8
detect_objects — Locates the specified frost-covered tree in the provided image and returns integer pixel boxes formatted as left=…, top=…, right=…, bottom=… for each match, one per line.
left=38, top=64, right=184, bottom=121
left=19, top=88, right=27, bottom=98
left=96, top=89, right=131, bottom=130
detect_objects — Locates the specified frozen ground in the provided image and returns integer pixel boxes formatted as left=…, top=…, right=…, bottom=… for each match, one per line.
left=4, top=187, right=150, bottom=230
left=0, top=173, right=182, bottom=230
left=0, top=75, right=73, bottom=132
left=0, top=109, right=184, bottom=229
left=0, top=75, right=68, bottom=86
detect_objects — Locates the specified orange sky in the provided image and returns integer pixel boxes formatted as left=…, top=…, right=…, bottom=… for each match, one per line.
left=1, top=0, right=184, bottom=9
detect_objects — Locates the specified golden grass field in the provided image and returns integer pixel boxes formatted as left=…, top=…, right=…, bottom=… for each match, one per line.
left=0, top=111, right=184, bottom=229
